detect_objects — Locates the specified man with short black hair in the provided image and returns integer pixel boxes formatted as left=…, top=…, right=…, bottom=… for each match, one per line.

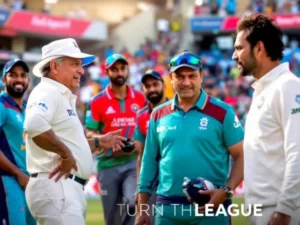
left=86, top=53, right=146, bottom=225
left=135, top=51, right=244, bottom=225
left=0, top=59, right=36, bottom=225
left=134, top=69, right=167, bottom=225
left=233, top=14, right=300, bottom=225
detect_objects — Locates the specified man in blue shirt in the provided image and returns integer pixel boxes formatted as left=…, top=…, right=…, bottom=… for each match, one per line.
left=0, top=59, right=36, bottom=225
left=135, top=51, right=244, bottom=225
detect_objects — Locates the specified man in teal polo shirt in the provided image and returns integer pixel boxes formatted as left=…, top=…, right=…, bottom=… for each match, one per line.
left=0, top=59, right=36, bottom=225
left=135, top=51, right=244, bottom=225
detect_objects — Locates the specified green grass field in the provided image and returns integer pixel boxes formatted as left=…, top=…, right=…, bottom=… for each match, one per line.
left=86, top=197, right=248, bottom=225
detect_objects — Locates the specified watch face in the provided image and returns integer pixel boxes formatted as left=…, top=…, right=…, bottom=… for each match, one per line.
left=227, top=190, right=234, bottom=199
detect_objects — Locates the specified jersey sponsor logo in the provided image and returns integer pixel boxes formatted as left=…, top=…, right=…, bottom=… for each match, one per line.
left=111, top=117, right=136, bottom=127
left=157, top=125, right=177, bottom=133
left=291, top=107, right=300, bottom=115
left=67, top=109, right=76, bottom=116
left=296, top=95, right=300, bottom=104
left=105, top=106, right=116, bottom=114
left=199, top=117, right=208, bottom=130
left=131, top=103, right=139, bottom=112
left=233, top=115, right=241, bottom=128
left=38, top=102, right=48, bottom=111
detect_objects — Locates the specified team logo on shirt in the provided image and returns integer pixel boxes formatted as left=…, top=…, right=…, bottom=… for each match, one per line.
left=233, top=115, right=241, bottom=128
left=199, top=117, right=208, bottom=130
left=295, top=95, right=300, bottom=104
left=131, top=104, right=139, bottom=112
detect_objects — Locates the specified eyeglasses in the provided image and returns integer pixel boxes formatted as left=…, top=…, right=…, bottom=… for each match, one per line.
left=169, top=54, right=202, bottom=69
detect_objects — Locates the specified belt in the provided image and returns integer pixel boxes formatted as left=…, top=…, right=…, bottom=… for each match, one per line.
left=30, top=173, right=88, bottom=186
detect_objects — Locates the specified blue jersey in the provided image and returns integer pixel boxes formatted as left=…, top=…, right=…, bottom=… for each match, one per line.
left=0, top=92, right=27, bottom=176
left=138, top=90, right=244, bottom=197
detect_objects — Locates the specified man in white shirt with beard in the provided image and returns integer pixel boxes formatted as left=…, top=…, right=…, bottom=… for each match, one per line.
left=233, top=14, right=300, bottom=225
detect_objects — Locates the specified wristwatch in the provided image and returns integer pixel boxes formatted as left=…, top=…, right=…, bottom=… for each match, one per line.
left=222, top=186, right=234, bottom=199
left=94, top=137, right=100, bottom=149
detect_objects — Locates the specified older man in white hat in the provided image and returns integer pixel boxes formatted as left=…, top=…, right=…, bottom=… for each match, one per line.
left=24, top=38, right=126, bottom=225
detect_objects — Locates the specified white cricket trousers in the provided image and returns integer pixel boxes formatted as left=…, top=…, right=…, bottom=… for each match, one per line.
left=249, top=206, right=300, bottom=225
left=25, top=173, right=87, bottom=225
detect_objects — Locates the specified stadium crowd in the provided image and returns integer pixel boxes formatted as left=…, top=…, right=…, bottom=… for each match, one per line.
left=193, top=0, right=300, bottom=16
left=76, top=32, right=300, bottom=128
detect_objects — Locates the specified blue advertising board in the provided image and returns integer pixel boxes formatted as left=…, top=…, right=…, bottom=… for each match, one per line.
left=190, top=17, right=224, bottom=32
left=0, top=9, right=10, bottom=26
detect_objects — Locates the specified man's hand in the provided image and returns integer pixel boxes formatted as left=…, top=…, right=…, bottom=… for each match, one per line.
left=198, top=189, right=227, bottom=212
left=97, top=129, right=127, bottom=152
left=48, top=152, right=78, bottom=182
left=268, top=212, right=291, bottom=225
left=16, top=172, right=29, bottom=189
left=134, top=211, right=150, bottom=225
left=134, top=193, right=139, bottom=205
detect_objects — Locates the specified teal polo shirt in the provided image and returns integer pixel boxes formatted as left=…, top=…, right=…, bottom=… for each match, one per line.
left=138, top=90, right=244, bottom=197
left=0, top=92, right=27, bottom=176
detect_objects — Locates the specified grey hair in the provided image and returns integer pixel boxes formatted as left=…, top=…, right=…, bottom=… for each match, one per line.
left=42, top=57, right=64, bottom=77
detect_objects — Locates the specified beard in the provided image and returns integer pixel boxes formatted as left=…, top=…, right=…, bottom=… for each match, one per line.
left=6, top=83, right=28, bottom=98
left=147, top=91, right=164, bottom=105
left=110, top=75, right=128, bottom=86
left=239, top=50, right=258, bottom=76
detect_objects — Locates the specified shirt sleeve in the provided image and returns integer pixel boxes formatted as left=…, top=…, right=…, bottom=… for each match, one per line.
left=222, top=106, right=244, bottom=147
left=138, top=94, right=147, bottom=108
left=134, top=124, right=145, bottom=144
left=138, top=113, right=159, bottom=194
left=85, top=102, right=101, bottom=130
left=24, top=93, right=57, bottom=138
left=0, top=102, right=7, bottom=127
left=90, top=98, right=102, bottom=123
left=275, top=79, right=300, bottom=216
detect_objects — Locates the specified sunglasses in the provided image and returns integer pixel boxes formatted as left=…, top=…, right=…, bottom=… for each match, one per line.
left=169, top=54, right=202, bottom=69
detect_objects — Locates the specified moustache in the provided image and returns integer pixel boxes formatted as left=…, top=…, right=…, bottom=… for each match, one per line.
left=13, top=83, right=25, bottom=87
left=180, top=87, right=193, bottom=90
left=148, top=92, right=159, bottom=96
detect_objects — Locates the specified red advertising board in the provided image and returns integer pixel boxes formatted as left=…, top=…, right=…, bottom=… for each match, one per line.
left=273, top=14, right=300, bottom=29
left=221, top=14, right=300, bottom=32
left=5, top=11, right=90, bottom=37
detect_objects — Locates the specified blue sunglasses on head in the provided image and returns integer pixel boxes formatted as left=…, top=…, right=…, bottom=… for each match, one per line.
left=169, top=53, right=202, bottom=71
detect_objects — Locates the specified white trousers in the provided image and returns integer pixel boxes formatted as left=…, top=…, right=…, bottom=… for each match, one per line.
left=249, top=206, right=300, bottom=225
left=25, top=173, right=87, bottom=225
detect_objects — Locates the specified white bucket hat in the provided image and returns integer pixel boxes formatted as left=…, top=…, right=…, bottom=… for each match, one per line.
left=32, top=38, right=95, bottom=77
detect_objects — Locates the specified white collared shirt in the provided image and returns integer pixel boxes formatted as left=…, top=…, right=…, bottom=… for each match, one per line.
left=244, top=62, right=300, bottom=216
left=24, top=77, right=93, bottom=179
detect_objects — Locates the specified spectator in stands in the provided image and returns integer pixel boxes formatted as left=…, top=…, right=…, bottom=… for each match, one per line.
left=1, top=0, right=9, bottom=9
left=11, top=0, right=27, bottom=10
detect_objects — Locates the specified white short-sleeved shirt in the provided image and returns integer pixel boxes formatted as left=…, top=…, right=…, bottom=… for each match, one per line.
left=24, top=77, right=93, bottom=179
left=244, top=62, right=300, bottom=216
